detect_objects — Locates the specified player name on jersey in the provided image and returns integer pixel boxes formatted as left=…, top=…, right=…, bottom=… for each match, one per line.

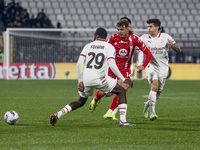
left=90, top=45, right=105, bottom=49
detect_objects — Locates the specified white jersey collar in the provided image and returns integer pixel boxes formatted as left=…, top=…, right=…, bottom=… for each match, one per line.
left=148, top=32, right=161, bottom=39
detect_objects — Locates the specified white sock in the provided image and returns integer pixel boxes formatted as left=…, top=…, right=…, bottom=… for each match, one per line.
left=112, top=107, right=118, bottom=115
left=149, top=91, right=157, bottom=114
left=57, top=104, right=72, bottom=119
left=119, top=104, right=127, bottom=123
left=108, top=109, right=113, bottom=113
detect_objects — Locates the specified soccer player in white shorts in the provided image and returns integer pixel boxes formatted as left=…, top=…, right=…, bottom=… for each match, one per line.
left=50, top=27, right=135, bottom=127
left=138, top=19, right=182, bottom=120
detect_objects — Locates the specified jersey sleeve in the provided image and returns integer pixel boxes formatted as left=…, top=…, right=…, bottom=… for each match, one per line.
left=136, top=50, right=144, bottom=66
left=77, top=52, right=86, bottom=82
left=108, top=59, right=125, bottom=82
left=77, top=44, right=89, bottom=82
left=107, top=44, right=116, bottom=60
left=80, top=44, right=88, bottom=57
left=134, top=35, right=147, bottom=52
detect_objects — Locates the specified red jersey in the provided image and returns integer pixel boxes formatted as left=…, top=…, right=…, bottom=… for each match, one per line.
left=108, top=33, right=152, bottom=79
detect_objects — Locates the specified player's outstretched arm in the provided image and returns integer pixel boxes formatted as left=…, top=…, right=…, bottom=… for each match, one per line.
left=77, top=55, right=85, bottom=83
left=77, top=56, right=85, bottom=92
left=141, top=47, right=152, bottom=69
left=136, top=38, right=152, bottom=69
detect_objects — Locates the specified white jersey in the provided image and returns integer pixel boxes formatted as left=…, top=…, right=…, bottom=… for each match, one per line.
left=79, top=39, right=116, bottom=86
left=136, top=50, right=144, bottom=66
left=140, top=33, right=176, bottom=73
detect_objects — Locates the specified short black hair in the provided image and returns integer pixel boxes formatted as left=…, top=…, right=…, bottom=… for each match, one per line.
left=147, top=18, right=161, bottom=30
left=117, top=19, right=129, bottom=28
left=120, top=17, right=131, bottom=24
left=94, top=27, right=107, bottom=39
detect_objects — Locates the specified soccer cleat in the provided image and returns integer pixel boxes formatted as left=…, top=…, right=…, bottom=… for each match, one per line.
left=119, top=121, right=136, bottom=127
left=150, top=113, right=158, bottom=121
left=50, top=113, right=58, bottom=126
left=89, top=98, right=100, bottom=112
left=143, top=102, right=150, bottom=119
left=103, top=111, right=118, bottom=120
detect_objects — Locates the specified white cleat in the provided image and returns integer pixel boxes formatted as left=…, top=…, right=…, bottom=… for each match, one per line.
left=119, top=121, right=136, bottom=127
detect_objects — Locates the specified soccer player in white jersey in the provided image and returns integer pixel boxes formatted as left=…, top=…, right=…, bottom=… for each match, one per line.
left=140, top=18, right=181, bottom=120
left=50, top=27, right=135, bottom=127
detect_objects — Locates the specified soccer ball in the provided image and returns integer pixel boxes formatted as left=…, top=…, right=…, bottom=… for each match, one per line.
left=4, top=111, right=19, bottom=125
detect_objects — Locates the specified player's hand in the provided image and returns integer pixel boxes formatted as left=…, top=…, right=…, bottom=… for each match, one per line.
left=123, top=79, right=133, bottom=88
left=168, top=39, right=173, bottom=47
left=137, top=65, right=145, bottom=72
left=77, top=82, right=84, bottom=92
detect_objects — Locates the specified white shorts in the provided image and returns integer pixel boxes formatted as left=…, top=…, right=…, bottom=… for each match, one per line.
left=79, top=76, right=117, bottom=98
left=145, top=64, right=168, bottom=92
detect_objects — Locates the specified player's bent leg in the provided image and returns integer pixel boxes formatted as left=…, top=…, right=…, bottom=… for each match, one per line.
left=111, top=83, right=127, bottom=104
left=105, top=81, right=129, bottom=120
left=109, top=95, right=119, bottom=111
left=111, top=83, right=135, bottom=127
left=94, top=90, right=105, bottom=102
left=70, top=96, right=88, bottom=111
left=50, top=96, right=88, bottom=126
left=149, top=80, right=158, bottom=120
left=104, top=79, right=130, bottom=120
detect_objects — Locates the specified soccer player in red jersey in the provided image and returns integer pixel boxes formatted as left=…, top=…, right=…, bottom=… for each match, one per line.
left=89, top=19, right=152, bottom=120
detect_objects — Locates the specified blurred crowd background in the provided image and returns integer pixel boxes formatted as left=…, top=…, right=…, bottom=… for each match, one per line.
left=0, top=0, right=199, bottom=63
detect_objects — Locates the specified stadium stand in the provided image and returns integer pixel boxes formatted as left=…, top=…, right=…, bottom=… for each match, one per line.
left=1, top=0, right=200, bottom=63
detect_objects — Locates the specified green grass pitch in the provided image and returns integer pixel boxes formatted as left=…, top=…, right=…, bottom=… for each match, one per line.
left=0, top=80, right=200, bottom=150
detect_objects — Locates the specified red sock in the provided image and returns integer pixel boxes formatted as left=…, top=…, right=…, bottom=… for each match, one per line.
left=109, top=95, right=118, bottom=111
left=94, top=90, right=104, bottom=102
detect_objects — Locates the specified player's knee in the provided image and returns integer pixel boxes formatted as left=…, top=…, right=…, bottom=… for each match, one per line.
left=121, top=83, right=129, bottom=91
left=123, top=86, right=129, bottom=91
left=151, top=85, right=158, bottom=92
left=105, top=93, right=113, bottom=97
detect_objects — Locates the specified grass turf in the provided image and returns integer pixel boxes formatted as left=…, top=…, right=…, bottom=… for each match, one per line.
left=0, top=80, right=200, bottom=150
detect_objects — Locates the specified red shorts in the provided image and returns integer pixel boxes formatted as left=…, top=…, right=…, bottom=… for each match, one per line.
left=108, top=68, right=131, bottom=80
